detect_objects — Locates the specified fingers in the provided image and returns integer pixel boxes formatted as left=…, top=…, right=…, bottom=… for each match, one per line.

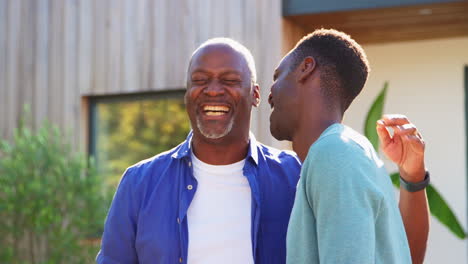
left=382, top=120, right=425, bottom=153
left=405, top=134, right=424, bottom=143
left=383, top=122, right=424, bottom=142
left=376, top=120, right=392, bottom=147
left=376, top=121, right=417, bottom=139
left=381, top=114, right=411, bottom=126
left=379, top=114, right=425, bottom=138
left=392, top=123, right=417, bottom=136
left=380, top=114, right=423, bottom=138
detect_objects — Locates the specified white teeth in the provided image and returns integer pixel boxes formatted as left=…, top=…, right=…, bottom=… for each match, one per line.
left=203, top=105, right=230, bottom=112
left=202, top=105, right=230, bottom=116
left=205, top=111, right=226, bottom=116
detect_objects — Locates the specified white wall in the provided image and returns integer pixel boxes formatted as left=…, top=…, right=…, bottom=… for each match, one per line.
left=344, top=37, right=468, bottom=263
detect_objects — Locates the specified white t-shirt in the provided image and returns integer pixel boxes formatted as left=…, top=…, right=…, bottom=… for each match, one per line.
left=187, top=153, right=254, bottom=264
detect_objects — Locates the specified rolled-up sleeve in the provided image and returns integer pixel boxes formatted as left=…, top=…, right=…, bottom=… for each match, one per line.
left=97, top=167, right=140, bottom=264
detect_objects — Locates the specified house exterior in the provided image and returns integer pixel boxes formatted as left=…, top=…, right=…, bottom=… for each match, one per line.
left=1, top=0, right=467, bottom=262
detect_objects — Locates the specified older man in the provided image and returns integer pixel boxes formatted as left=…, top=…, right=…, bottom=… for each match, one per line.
left=97, top=37, right=428, bottom=264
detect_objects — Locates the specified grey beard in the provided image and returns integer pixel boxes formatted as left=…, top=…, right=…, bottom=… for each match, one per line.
left=196, top=116, right=234, bottom=139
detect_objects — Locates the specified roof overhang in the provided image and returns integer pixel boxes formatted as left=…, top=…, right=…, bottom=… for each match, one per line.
left=283, top=0, right=468, bottom=43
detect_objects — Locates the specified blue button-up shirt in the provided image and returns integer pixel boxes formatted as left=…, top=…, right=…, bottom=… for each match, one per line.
left=97, top=132, right=301, bottom=264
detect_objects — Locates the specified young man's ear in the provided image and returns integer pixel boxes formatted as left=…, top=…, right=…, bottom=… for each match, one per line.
left=252, top=84, right=261, bottom=107
left=298, top=56, right=316, bottom=83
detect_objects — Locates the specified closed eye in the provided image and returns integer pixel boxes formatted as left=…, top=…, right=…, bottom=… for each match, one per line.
left=223, top=79, right=241, bottom=85
left=192, top=79, right=207, bottom=84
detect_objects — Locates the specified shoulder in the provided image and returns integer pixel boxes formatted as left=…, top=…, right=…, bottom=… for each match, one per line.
left=253, top=142, right=302, bottom=185
left=306, top=124, right=377, bottom=166
left=258, top=142, right=302, bottom=168
left=302, top=125, right=385, bottom=193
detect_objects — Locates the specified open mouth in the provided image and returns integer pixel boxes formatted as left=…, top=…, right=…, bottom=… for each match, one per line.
left=202, top=105, right=231, bottom=116
left=269, top=101, right=275, bottom=111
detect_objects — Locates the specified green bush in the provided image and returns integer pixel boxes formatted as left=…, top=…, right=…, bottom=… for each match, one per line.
left=0, top=120, right=110, bottom=263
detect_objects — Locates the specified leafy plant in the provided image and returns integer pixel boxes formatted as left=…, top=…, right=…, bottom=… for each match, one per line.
left=364, top=81, right=466, bottom=239
left=0, top=118, right=110, bottom=263
left=95, top=97, right=190, bottom=188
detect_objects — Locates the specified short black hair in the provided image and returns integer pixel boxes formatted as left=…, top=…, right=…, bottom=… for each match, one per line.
left=290, top=29, right=370, bottom=112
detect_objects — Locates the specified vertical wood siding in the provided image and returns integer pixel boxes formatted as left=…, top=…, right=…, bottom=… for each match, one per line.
left=0, top=0, right=285, bottom=148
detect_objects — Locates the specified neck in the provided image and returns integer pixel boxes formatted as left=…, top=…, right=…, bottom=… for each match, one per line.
left=191, top=132, right=250, bottom=165
left=292, top=107, right=342, bottom=162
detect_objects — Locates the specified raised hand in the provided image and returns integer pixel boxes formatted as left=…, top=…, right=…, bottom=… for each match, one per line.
left=376, top=114, right=426, bottom=182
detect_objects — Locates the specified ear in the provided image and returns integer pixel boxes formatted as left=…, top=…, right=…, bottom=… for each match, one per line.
left=297, top=56, right=316, bottom=83
left=252, top=84, right=261, bottom=107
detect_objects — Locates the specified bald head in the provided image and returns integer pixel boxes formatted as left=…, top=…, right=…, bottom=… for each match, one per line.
left=184, top=37, right=261, bottom=144
left=187, top=38, right=257, bottom=87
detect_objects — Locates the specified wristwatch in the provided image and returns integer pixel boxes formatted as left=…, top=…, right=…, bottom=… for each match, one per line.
left=400, top=171, right=430, bottom=192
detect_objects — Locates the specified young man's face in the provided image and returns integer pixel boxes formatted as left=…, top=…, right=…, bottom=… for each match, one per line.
left=269, top=53, right=300, bottom=141
left=185, top=45, right=258, bottom=142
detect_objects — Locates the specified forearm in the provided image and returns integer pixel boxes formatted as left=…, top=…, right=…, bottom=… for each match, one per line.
left=398, top=171, right=430, bottom=264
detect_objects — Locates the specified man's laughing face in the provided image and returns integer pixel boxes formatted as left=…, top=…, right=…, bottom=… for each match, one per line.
left=185, top=44, right=258, bottom=142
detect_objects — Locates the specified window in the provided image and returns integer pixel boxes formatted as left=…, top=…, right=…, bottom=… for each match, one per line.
left=89, top=91, right=190, bottom=188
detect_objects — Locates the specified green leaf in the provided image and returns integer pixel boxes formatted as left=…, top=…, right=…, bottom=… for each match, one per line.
left=364, top=82, right=388, bottom=152
left=427, top=184, right=466, bottom=239
left=390, top=172, right=466, bottom=239
left=390, top=172, right=400, bottom=187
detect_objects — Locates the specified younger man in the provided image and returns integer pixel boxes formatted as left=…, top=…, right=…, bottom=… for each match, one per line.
left=269, top=29, right=428, bottom=263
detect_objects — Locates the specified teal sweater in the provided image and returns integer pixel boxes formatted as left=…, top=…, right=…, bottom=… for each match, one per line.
left=286, top=124, right=411, bottom=264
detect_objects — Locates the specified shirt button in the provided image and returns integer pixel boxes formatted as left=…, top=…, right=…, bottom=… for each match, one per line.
left=188, top=161, right=192, bottom=167
left=179, top=257, right=183, bottom=263
left=177, top=217, right=180, bottom=224
left=187, top=185, right=193, bottom=190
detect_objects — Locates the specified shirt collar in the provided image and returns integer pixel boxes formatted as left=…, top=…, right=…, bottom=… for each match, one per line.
left=171, top=131, right=193, bottom=160
left=171, top=130, right=259, bottom=166
left=247, top=131, right=259, bottom=166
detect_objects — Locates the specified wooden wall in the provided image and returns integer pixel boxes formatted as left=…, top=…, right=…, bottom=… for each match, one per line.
left=282, top=18, right=307, bottom=56
left=0, top=0, right=285, bottom=149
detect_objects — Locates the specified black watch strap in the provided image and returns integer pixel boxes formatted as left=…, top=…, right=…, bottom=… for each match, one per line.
left=400, top=171, right=430, bottom=192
